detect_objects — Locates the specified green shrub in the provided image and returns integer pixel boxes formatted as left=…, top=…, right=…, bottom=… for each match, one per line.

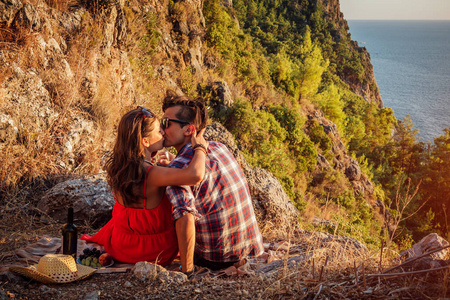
left=269, top=105, right=317, bottom=172
left=308, top=120, right=332, bottom=152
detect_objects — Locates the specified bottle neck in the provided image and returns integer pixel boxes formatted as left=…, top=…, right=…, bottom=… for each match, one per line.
left=67, top=207, right=74, bottom=224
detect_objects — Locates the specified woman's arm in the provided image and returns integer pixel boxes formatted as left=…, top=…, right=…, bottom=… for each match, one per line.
left=147, top=128, right=208, bottom=187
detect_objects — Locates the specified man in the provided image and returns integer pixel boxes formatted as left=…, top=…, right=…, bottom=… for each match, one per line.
left=161, top=93, right=264, bottom=275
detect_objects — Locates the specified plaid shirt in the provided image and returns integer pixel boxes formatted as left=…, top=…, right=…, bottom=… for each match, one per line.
left=166, top=141, right=264, bottom=262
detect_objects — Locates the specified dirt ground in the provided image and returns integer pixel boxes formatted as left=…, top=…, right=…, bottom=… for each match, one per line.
left=2, top=258, right=448, bottom=299
left=2, top=271, right=275, bottom=300
left=1, top=215, right=449, bottom=299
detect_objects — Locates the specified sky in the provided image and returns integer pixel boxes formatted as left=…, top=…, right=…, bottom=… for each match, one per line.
left=339, top=0, right=450, bottom=20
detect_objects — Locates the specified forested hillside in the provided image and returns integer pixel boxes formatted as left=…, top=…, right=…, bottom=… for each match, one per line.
left=0, top=0, right=449, bottom=252
left=201, top=0, right=450, bottom=247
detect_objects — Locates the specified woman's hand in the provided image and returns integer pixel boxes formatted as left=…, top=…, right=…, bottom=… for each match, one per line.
left=191, top=127, right=208, bottom=152
left=157, top=151, right=176, bottom=166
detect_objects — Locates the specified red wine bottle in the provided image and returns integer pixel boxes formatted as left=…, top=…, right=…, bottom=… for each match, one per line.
left=62, top=207, right=78, bottom=258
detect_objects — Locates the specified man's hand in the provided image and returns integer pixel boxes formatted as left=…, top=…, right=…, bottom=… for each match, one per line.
left=175, top=213, right=196, bottom=273
left=190, top=128, right=208, bottom=152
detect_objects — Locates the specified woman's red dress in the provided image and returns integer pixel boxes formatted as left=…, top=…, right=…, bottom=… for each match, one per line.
left=81, top=166, right=178, bottom=266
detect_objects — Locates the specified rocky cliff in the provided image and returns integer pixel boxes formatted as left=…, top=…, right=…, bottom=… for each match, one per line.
left=322, top=0, right=383, bottom=106
left=0, top=0, right=391, bottom=234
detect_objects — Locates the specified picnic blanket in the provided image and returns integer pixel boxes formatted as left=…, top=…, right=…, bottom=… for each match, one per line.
left=1, top=236, right=292, bottom=278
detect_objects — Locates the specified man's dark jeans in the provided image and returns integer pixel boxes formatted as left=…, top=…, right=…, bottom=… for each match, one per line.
left=194, top=254, right=238, bottom=271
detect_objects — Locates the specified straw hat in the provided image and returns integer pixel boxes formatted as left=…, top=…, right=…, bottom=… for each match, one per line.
left=9, top=254, right=97, bottom=284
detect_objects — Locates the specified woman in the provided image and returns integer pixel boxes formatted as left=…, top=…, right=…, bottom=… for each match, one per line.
left=81, top=106, right=207, bottom=266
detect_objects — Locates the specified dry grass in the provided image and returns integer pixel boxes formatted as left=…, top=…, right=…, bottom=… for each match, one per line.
left=251, top=232, right=449, bottom=299
left=1, top=188, right=448, bottom=299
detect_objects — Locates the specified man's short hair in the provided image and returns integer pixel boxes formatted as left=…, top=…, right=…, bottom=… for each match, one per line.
left=162, top=90, right=208, bottom=131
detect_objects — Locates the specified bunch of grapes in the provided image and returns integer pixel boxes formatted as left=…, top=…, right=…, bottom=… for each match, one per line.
left=79, top=247, right=103, bottom=267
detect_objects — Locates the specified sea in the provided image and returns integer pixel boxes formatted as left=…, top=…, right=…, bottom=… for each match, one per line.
left=346, top=20, right=450, bottom=143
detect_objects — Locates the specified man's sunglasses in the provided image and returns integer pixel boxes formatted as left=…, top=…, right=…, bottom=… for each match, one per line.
left=161, top=117, right=190, bottom=130
left=137, top=106, right=154, bottom=118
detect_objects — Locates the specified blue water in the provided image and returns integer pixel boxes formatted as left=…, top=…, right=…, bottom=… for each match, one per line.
left=347, top=20, right=450, bottom=142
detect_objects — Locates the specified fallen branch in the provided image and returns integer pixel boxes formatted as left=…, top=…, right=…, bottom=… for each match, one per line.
left=368, top=265, right=450, bottom=279
left=382, top=245, right=450, bottom=274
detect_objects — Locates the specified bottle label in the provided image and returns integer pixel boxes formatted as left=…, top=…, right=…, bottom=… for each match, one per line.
left=62, top=230, right=78, bottom=258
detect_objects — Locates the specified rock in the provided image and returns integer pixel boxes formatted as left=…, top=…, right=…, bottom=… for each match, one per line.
left=84, top=291, right=100, bottom=300
left=204, top=122, right=300, bottom=234
left=37, top=174, right=114, bottom=228
left=168, top=271, right=188, bottom=284
left=322, top=124, right=337, bottom=135
left=0, top=270, right=23, bottom=283
left=157, top=270, right=188, bottom=284
left=407, top=256, right=448, bottom=271
left=13, top=2, right=40, bottom=30
left=351, top=181, right=364, bottom=195
left=0, top=289, right=7, bottom=300
left=256, top=254, right=311, bottom=277
left=400, top=233, right=450, bottom=260
left=311, top=216, right=336, bottom=230
left=0, top=114, right=18, bottom=142
left=345, top=159, right=361, bottom=181
left=39, top=285, right=60, bottom=296
left=132, top=261, right=168, bottom=281
left=0, top=0, right=23, bottom=26
left=332, top=157, right=344, bottom=170
left=317, top=154, right=330, bottom=170
left=206, top=81, right=234, bottom=117
left=174, top=20, right=190, bottom=36
left=222, top=0, right=233, bottom=8
left=304, top=231, right=368, bottom=253
left=63, top=117, right=96, bottom=165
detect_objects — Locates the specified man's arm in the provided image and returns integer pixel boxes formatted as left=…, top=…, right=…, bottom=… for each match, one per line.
left=175, top=213, right=196, bottom=273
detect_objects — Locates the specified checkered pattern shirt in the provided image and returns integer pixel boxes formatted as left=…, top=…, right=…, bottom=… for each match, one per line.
left=166, top=141, right=264, bottom=262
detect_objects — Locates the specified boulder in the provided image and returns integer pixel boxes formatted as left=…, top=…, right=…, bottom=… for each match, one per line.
left=37, top=174, right=114, bottom=228
left=204, top=122, right=300, bottom=233
left=406, top=256, right=448, bottom=271
left=400, top=233, right=450, bottom=260
left=345, top=159, right=361, bottom=181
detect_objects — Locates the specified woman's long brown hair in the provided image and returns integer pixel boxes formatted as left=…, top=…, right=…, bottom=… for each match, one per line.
left=105, top=108, right=157, bottom=205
